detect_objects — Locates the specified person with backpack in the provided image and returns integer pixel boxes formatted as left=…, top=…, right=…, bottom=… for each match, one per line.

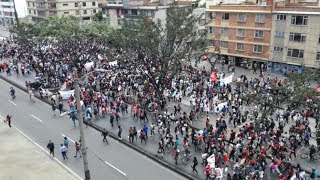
left=140, top=130, right=147, bottom=143
left=74, top=142, right=82, bottom=158
left=6, top=115, right=12, bottom=128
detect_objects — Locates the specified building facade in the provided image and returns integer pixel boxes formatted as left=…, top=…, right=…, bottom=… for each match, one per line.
left=269, top=0, right=320, bottom=73
left=206, top=0, right=273, bottom=69
left=206, top=0, right=320, bottom=72
left=26, top=0, right=99, bottom=23
left=0, top=0, right=16, bottom=28
left=101, top=0, right=193, bottom=29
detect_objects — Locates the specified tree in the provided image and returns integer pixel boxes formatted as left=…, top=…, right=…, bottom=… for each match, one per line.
left=107, top=4, right=208, bottom=99
left=92, top=11, right=104, bottom=22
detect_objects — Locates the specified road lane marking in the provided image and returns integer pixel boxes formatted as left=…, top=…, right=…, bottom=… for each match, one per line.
left=61, top=134, right=76, bottom=143
left=10, top=124, right=83, bottom=180
left=104, top=161, right=127, bottom=177
left=30, top=115, right=43, bottom=123
left=114, top=140, right=185, bottom=179
left=8, top=100, right=17, bottom=106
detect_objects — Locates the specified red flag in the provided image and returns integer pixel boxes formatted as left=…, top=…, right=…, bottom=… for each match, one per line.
left=211, top=72, right=217, bottom=83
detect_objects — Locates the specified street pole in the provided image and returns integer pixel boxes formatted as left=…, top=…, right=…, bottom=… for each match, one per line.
left=12, top=0, right=19, bottom=25
left=74, top=76, right=91, bottom=180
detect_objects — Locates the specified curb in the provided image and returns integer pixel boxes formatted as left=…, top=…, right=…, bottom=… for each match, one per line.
left=0, top=74, right=197, bottom=180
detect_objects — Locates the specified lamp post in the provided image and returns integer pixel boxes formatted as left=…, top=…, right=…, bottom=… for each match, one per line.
left=74, top=69, right=91, bottom=180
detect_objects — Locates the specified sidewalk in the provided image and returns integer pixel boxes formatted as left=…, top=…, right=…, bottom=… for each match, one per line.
left=0, top=123, right=78, bottom=180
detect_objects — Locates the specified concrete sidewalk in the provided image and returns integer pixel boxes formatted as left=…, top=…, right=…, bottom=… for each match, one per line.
left=0, top=122, right=79, bottom=180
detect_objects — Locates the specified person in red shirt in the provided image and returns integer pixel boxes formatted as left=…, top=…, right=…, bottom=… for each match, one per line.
left=204, top=164, right=211, bottom=180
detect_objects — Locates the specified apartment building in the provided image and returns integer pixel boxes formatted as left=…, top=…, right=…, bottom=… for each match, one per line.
left=206, top=0, right=273, bottom=69
left=0, top=0, right=15, bottom=27
left=26, top=0, right=99, bottom=23
left=269, top=0, right=320, bottom=73
left=101, top=0, right=193, bottom=29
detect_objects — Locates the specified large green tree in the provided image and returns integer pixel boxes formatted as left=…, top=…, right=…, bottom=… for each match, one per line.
left=107, top=4, right=208, bottom=99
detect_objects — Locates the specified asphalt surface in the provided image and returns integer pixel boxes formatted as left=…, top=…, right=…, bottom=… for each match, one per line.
left=0, top=79, right=185, bottom=180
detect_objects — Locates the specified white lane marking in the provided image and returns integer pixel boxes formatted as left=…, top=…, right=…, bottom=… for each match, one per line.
left=8, top=100, right=17, bottom=106
left=61, top=134, right=75, bottom=144
left=11, top=125, right=83, bottom=180
left=30, top=115, right=43, bottom=123
left=104, top=161, right=127, bottom=177
left=114, top=139, right=185, bottom=179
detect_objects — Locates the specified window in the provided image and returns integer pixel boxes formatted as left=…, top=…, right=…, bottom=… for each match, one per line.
left=274, top=47, right=283, bottom=52
left=75, top=3, right=79, bottom=7
left=316, top=52, right=320, bottom=61
left=33, top=10, right=36, bottom=14
left=83, top=10, right=87, bottom=14
left=275, top=31, right=285, bottom=38
left=93, top=9, right=96, bottom=13
left=28, top=10, right=31, bottom=14
left=255, top=30, right=264, bottom=38
left=291, top=15, right=308, bottom=25
left=208, top=12, right=214, bottom=20
left=237, top=29, right=245, bottom=37
left=49, top=11, right=57, bottom=16
left=208, top=27, right=214, bottom=34
left=64, top=12, right=69, bottom=14
left=289, top=32, right=306, bottom=42
left=237, top=13, right=246, bottom=22
left=287, top=49, right=304, bottom=58
left=49, top=3, right=56, bottom=8
left=92, top=1, right=96, bottom=6
left=2, top=5, right=10, bottom=8
left=318, top=35, right=320, bottom=44
left=276, top=14, right=286, bottom=21
left=220, top=41, right=228, bottom=48
left=27, top=2, right=30, bottom=7
left=76, top=11, right=79, bottom=15
left=222, top=13, right=229, bottom=20
left=253, top=45, right=263, bottom=53
left=62, top=3, right=68, bottom=6
left=255, top=14, right=265, bottom=23
left=83, top=2, right=86, bottom=6
left=236, top=43, right=244, bottom=51
left=221, top=28, right=229, bottom=35
left=32, top=3, right=35, bottom=7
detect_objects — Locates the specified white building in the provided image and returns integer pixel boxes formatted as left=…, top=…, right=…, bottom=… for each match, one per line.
left=0, top=0, right=16, bottom=28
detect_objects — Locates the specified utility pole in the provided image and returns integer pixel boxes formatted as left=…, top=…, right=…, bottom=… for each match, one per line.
left=12, top=0, right=19, bottom=25
left=74, top=69, right=91, bottom=180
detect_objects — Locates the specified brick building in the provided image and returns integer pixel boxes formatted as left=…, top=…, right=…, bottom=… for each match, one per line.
left=206, top=0, right=320, bottom=72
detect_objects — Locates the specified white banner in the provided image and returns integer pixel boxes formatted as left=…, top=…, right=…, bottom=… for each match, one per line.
left=108, top=60, right=118, bottom=66
left=84, top=62, right=94, bottom=70
left=59, top=90, right=75, bottom=100
left=220, top=73, right=234, bottom=85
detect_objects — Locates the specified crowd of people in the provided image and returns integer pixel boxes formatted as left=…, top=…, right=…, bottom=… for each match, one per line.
left=1, top=38, right=320, bottom=180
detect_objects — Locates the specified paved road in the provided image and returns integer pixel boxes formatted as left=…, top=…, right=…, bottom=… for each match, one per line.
left=0, top=79, right=185, bottom=180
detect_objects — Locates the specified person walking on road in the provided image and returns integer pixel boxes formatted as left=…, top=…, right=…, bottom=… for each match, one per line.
left=118, top=125, right=122, bottom=139
left=52, top=103, right=56, bottom=116
left=58, top=102, right=63, bottom=114
left=101, top=128, right=109, bottom=143
left=74, top=142, right=82, bottom=158
left=47, top=140, right=55, bottom=157
left=191, top=157, right=199, bottom=173
left=60, top=144, right=68, bottom=159
left=63, top=137, right=69, bottom=149
left=6, top=115, right=12, bottom=128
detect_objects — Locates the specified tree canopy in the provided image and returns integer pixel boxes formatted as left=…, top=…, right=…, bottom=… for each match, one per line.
left=108, top=4, right=208, bottom=99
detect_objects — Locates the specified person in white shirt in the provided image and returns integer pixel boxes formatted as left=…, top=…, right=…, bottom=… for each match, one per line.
left=60, top=144, right=68, bottom=159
